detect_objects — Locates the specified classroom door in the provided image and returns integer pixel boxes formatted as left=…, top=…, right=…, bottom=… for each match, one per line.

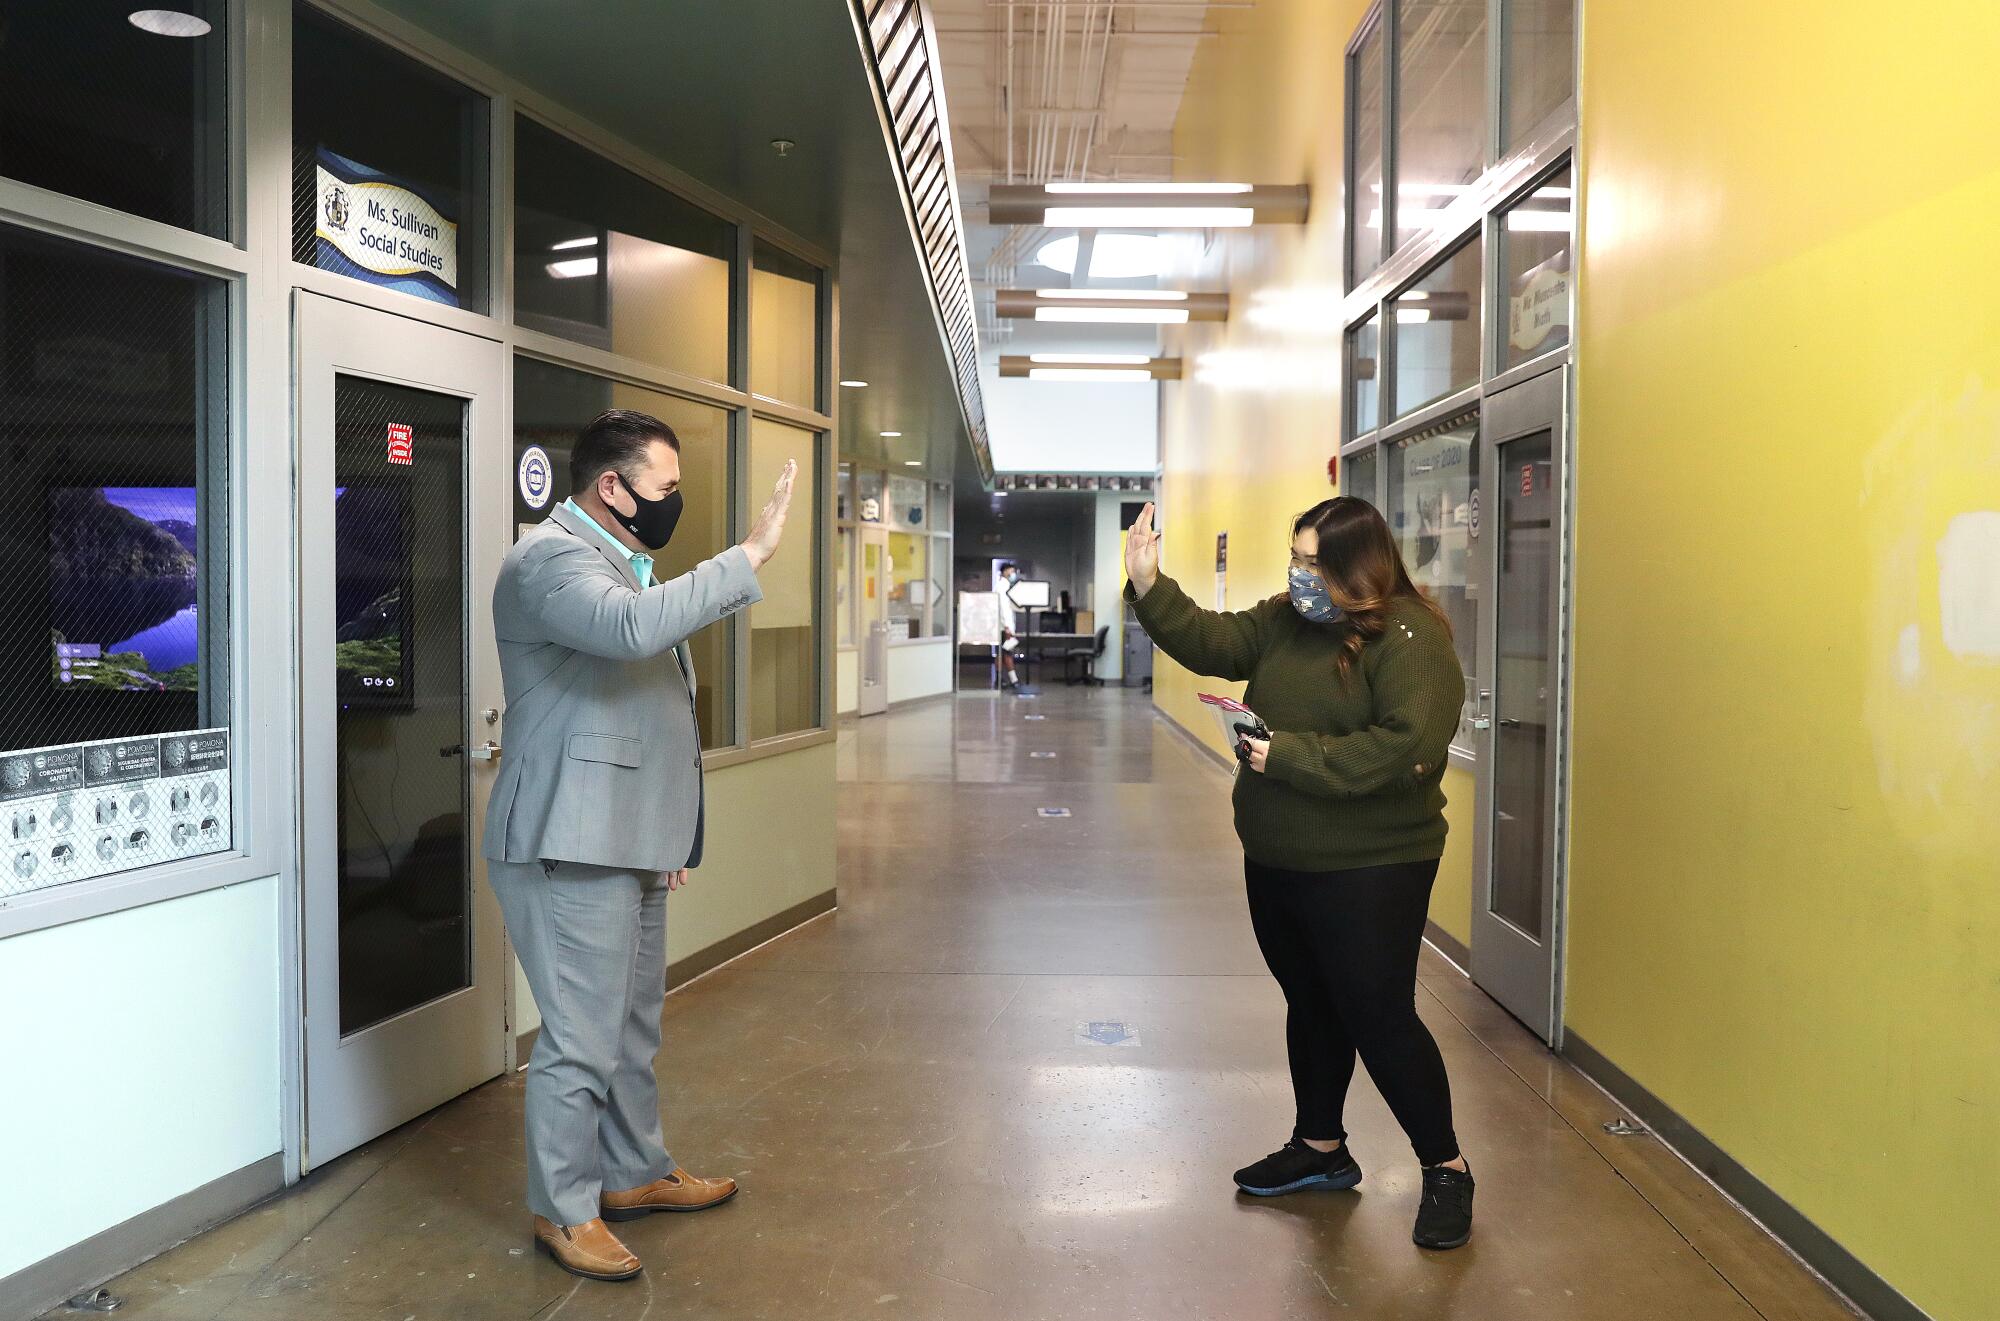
left=1468, top=366, right=1570, bottom=1044
left=295, top=292, right=508, bottom=1168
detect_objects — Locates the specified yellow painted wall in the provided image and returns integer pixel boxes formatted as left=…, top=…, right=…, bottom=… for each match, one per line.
left=1571, top=5, right=2000, bottom=1317
left=1158, top=0, right=1472, bottom=942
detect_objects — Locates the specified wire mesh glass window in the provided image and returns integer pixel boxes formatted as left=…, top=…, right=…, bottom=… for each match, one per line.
left=292, top=3, right=490, bottom=312
left=750, top=240, right=821, bottom=408
left=514, top=116, right=735, bottom=385
left=512, top=356, right=736, bottom=748
left=0, top=223, right=229, bottom=759
left=0, top=3, right=229, bottom=237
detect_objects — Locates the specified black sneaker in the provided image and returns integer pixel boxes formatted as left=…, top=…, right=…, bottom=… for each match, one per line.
left=1233, top=1139, right=1363, bottom=1197
left=1412, top=1164, right=1474, bottom=1249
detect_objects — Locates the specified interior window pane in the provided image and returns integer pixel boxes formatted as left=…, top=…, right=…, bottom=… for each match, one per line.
left=885, top=474, right=929, bottom=531
left=931, top=483, right=953, bottom=533
left=0, top=223, right=232, bottom=900
left=929, top=535, right=950, bottom=637
left=1392, top=236, right=1481, bottom=416
left=1348, top=313, right=1381, bottom=435
left=748, top=421, right=822, bottom=739
left=1345, top=446, right=1380, bottom=507
left=332, top=378, right=468, bottom=1034
left=1386, top=413, right=1479, bottom=744
left=1393, top=0, right=1488, bottom=252
left=511, top=358, right=735, bottom=748
left=1349, top=19, right=1386, bottom=283
left=0, top=2, right=228, bottom=236
left=752, top=241, right=821, bottom=407
left=887, top=532, right=925, bottom=640
left=514, top=117, right=734, bottom=385
left=1502, top=0, right=1574, bottom=149
left=856, top=469, right=885, bottom=524
left=1500, top=166, right=1573, bottom=369
left=293, top=4, right=489, bottom=312
left=837, top=462, right=855, bottom=521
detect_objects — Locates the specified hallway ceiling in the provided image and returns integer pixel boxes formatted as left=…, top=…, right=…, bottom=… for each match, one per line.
left=927, top=0, right=1226, bottom=482
left=366, top=0, right=969, bottom=475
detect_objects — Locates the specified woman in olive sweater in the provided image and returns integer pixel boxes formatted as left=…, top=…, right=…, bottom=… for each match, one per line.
left=1124, top=496, right=1475, bottom=1250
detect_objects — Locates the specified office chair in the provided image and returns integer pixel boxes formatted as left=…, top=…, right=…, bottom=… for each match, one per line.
left=1064, top=626, right=1110, bottom=687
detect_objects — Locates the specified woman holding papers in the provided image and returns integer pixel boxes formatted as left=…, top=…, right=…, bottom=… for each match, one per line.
left=1123, top=496, right=1475, bottom=1250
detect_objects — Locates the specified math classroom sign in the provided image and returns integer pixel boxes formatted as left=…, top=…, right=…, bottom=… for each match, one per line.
left=313, top=148, right=460, bottom=307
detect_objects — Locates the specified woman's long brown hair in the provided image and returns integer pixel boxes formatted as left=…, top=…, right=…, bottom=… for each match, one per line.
left=1293, top=496, right=1452, bottom=672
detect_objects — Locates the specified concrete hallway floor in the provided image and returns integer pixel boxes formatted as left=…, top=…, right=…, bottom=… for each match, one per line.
left=61, top=684, right=1860, bottom=1320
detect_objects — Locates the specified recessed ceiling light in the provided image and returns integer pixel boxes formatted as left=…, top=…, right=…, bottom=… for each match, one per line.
left=839, top=379, right=869, bottom=388
left=550, top=235, right=598, bottom=251
left=903, top=460, right=923, bottom=466
left=129, top=9, right=211, bottom=37
left=546, top=258, right=599, bottom=280
left=880, top=431, right=902, bottom=437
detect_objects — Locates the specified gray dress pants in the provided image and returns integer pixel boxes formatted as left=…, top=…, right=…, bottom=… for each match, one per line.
left=488, top=858, right=677, bottom=1225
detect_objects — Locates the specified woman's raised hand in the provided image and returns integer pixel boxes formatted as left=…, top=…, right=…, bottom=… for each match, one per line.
left=1125, top=501, right=1161, bottom=597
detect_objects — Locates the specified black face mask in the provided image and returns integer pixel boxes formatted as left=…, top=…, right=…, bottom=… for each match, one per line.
left=610, top=475, right=683, bottom=550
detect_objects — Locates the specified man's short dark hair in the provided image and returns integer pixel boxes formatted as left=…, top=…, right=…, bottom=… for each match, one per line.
left=998, top=562, right=1016, bottom=574
left=570, top=409, right=679, bottom=494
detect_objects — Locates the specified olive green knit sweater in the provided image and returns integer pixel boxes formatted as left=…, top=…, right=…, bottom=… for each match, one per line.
left=1128, top=573, right=1466, bottom=872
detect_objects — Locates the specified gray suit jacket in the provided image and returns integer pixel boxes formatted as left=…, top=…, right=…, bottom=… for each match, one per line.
left=482, top=504, right=762, bottom=872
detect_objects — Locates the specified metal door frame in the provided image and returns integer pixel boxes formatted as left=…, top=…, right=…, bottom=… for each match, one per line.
left=858, top=524, right=890, bottom=716
left=295, top=290, right=508, bottom=1169
left=1468, top=364, right=1571, bottom=1045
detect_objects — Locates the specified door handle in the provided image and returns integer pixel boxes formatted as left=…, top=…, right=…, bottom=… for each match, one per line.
left=469, top=741, right=502, bottom=761
left=1469, top=716, right=1492, bottom=731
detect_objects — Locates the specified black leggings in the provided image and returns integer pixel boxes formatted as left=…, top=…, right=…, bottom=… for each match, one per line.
left=1244, top=856, right=1459, bottom=1166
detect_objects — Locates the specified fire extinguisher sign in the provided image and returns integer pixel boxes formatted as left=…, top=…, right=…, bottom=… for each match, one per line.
left=387, top=422, right=414, bottom=466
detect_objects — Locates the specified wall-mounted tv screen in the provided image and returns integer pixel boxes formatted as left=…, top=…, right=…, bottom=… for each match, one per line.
left=49, top=486, right=201, bottom=693
left=334, top=483, right=414, bottom=709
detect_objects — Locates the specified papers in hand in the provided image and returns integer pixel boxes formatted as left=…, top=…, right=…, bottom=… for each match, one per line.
left=1198, top=693, right=1268, bottom=771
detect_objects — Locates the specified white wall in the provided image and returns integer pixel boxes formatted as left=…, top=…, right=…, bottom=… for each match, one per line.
left=888, top=637, right=953, bottom=703
left=0, top=880, right=283, bottom=1278
left=836, top=647, right=859, bottom=715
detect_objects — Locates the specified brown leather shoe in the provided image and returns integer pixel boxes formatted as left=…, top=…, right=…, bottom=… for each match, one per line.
left=531, top=1215, right=642, bottom=1281
left=601, top=1169, right=740, bottom=1220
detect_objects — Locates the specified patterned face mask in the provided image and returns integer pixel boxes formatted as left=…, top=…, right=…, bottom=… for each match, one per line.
left=1287, top=564, right=1343, bottom=623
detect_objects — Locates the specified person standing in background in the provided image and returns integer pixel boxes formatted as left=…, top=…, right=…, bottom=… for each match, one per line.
left=995, top=561, right=1023, bottom=687
left=483, top=409, right=796, bottom=1282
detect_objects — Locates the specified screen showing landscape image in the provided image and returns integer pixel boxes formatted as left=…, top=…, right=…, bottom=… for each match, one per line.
left=334, top=484, right=413, bottom=707
left=50, top=486, right=200, bottom=692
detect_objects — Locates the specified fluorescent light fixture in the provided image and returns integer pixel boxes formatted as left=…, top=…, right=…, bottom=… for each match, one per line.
left=1395, top=308, right=1432, bottom=324
left=839, top=379, right=870, bottom=388
left=1036, top=289, right=1188, bottom=301
left=545, top=258, right=599, bottom=279
left=1036, top=306, right=1190, bottom=324
left=1032, top=234, right=1168, bottom=278
left=128, top=9, right=211, bottom=36
left=1029, top=368, right=1153, bottom=382
left=880, top=430, right=902, bottom=437
left=1001, top=354, right=1182, bottom=380
left=1044, top=206, right=1254, bottom=228
left=1044, top=182, right=1253, bottom=194
left=904, top=460, right=923, bottom=466
left=991, top=183, right=1308, bottom=227
left=550, top=235, right=598, bottom=251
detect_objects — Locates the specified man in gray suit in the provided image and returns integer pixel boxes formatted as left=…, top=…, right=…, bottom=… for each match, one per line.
left=483, top=409, right=796, bottom=1281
